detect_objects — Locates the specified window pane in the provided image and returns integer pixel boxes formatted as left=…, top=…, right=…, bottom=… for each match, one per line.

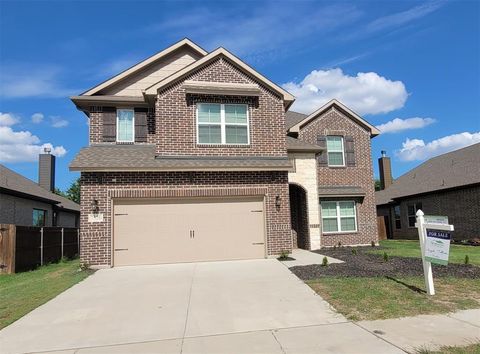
left=198, top=104, right=221, bottom=123
left=33, top=209, right=46, bottom=227
left=225, top=125, right=248, bottom=144
left=328, top=152, right=344, bottom=166
left=321, top=202, right=337, bottom=217
left=225, top=104, right=247, bottom=124
left=118, top=110, right=134, bottom=141
left=394, top=205, right=401, bottom=218
left=327, top=136, right=343, bottom=151
left=339, top=202, right=355, bottom=216
left=395, top=219, right=402, bottom=229
left=341, top=217, right=356, bottom=231
left=408, top=216, right=416, bottom=227
left=407, top=204, right=415, bottom=216
left=198, top=125, right=221, bottom=144
left=323, top=218, right=338, bottom=232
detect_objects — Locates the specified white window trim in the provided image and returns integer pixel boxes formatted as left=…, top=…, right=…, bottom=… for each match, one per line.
left=326, top=136, right=345, bottom=167
left=321, top=201, right=358, bottom=234
left=116, top=108, right=135, bottom=143
left=196, top=103, right=250, bottom=145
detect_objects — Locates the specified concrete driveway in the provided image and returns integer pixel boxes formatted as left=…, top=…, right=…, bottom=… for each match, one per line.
left=0, top=259, right=403, bottom=354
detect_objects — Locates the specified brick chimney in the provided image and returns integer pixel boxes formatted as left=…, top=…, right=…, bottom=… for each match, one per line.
left=378, top=150, right=393, bottom=190
left=38, top=147, right=56, bottom=192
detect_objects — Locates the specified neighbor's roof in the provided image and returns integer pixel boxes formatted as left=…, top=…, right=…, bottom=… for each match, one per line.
left=144, top=47, right=295, bottom=108
left=0, top=164, right=80, bottom=212
left=81, top=39, right=208, bottom=96
left=318, top=186, right=366, bottom=198
left=70, top=145, right=293, bottom=172
left=376, top=143, right=480, bottom=206
left=288, top=99, right=380, bottom=137
left=286, top=136, right=324, bottom=152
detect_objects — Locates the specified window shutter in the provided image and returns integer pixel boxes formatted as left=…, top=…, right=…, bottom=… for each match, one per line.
left=134, top=108, right=148, bottom=142
left=102, top=108, right=116, bottom=142
left=345, top=135, right=356, bottom=166
left=317, top=135, right=328, bottom=166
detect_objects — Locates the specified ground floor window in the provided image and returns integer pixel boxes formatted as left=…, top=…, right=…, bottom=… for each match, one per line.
left=33, top=209, right=47, bottom=227
left=394, top=205, right=401, bottom=229
left=321, top=201, right=357, bottom=233
left=407, top=202, right=422, bottom=228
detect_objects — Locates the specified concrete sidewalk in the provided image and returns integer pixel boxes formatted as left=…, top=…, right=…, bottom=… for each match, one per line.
left=358, top=309, right=480, bottom=353
left=280, top=248, right=344, bottom=268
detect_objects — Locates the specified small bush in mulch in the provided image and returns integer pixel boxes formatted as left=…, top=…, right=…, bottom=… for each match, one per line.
left=289, top=246, right=480, bottom=281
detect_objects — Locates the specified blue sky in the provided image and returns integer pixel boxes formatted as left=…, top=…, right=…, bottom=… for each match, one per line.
left=1, top=0, right=479, bottom=191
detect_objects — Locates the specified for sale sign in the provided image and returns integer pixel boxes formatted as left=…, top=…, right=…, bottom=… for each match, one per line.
left=425, top=229, right=452, bottom=265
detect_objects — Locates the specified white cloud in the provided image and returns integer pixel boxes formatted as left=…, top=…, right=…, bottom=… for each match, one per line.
left=0, top=112, right=20, bottom=126
left=0, top=65, right=77, bottom=98
left=31, top=112, right=44, bottom=124
left=0, top=126, right=67, bottom=163
left=396, top=132, right=480, bottom=161
left=283, top=68, right=408, bottom=115
left=50, top=116, right=69, bottom=128
left=376, top=117, right=435, bottom=133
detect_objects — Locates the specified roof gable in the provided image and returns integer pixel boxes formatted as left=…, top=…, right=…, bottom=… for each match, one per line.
left=288, top=99, right=380, bottom=137
left=81, top=39, right=207, bottom=96
left=144, top=47, right=295, bottom=108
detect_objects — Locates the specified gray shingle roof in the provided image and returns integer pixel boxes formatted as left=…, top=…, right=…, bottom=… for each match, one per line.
left=318, top=186, right=365, bottom=197
left=376, top=143, right=480, bottom=206
left=70, top=145, right=293, bottom=171
left=0, top=164, right=80, bottom=212
left=286, top=136, right=324, bottom=152
left=285, top=111, right=307, bottom=130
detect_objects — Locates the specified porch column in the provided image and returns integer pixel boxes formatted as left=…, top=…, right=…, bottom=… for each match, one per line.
left=288, top=153, right=321, bottom=250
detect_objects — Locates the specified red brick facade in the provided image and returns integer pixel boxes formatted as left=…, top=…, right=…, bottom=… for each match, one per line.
left=378, top=185, right=480, bottom=241
left=80, top=171, right=291, bottom=266
left=297, top=107, right=379, bottom=246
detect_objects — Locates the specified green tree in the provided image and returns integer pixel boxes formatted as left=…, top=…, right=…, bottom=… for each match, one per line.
left=374, top=179, right=382, bottom=191
left=55, top=178, right=80, bottom=204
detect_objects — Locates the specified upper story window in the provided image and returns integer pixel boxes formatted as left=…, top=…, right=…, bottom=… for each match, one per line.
left=117, top=109, right=135, bottom=142
left=197, top=103, right=249, bottom=145
left=326, top=136, right=345, bottom=166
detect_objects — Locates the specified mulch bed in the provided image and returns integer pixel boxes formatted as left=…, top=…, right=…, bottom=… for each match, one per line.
left=289, top=246, right=480, bottom=280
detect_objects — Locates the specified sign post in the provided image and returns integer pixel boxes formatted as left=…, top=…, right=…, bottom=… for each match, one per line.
left=415, top=210, right=454, bottom=295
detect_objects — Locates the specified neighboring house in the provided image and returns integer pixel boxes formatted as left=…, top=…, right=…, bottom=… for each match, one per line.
left=70, top=38, right=379, bottom=268
left=0, top=152, right=80, bottom=227
left=376, top=143, right=480, bottom=240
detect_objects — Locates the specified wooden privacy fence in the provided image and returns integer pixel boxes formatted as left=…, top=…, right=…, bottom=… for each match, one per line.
left=0, top=224, right=79, bottom=274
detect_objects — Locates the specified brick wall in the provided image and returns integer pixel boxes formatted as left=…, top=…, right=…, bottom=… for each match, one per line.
left=385, top=185, right=480, bottom=240
left=155, top=57, right=287, bottom=157
left=80, top=171, right=291, bottom=266
left=297, top=107, right=379, bottom=246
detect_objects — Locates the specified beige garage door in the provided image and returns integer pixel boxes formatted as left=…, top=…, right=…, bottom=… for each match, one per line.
left=113, top=197, right=265, bottom=266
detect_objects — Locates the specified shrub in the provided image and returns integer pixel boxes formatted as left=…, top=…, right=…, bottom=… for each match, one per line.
left=383, top=252, right=389, bottom=262
left=351, top=248, right=357, bottom=255
left=278, top=250, right=290, bottom=260
left=338, top=241, right=342, bottom=247
left=465, top=255, right=470, bottom=265
left=371, top=240, right=376, bottom=247
left=322, top=256, right=329, bottom=267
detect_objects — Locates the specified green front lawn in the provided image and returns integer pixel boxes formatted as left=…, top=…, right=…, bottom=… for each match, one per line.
left=417, top=343, right=480, bottom=354
left=369, top=240, right=480, bottom=266
left=308, top=276, right=480, bottom=321
left=0, top=259, right=93, bottom=329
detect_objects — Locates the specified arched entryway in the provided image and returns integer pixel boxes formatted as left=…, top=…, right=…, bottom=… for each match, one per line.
left=289, top=183, right=310, bottom=250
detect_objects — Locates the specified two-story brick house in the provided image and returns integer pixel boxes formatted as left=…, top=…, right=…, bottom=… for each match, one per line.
left=70, top=39, right=379, bottom=267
